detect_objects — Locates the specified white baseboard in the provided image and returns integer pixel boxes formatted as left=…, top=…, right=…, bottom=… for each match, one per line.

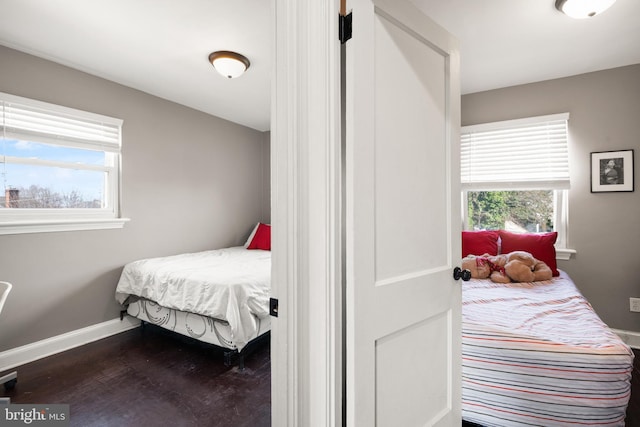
left=1, top=320, right=634, bottom=372
left=0, top=316, right=141, bottom=371
left=611, top=328, right=640, bottom=349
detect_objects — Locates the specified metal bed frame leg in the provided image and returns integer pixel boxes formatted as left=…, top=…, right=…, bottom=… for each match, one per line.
left=1, top=371, right=17, bottom=391
left=223, top=350, right=235, bottom=367
left=223, top=331, right=270, bottom=370
left=223, top=350, right=245, bottom=370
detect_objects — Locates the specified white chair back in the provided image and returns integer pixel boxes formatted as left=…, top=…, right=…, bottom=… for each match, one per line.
left=0, top=282, right=17, bottom=393
left=0, top=281, right=12, bottom=314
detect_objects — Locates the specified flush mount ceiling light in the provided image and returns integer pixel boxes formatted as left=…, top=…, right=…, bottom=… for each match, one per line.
left=208, top=51, right=250, bottom=79
left=555, top=0, right=617, bottom=19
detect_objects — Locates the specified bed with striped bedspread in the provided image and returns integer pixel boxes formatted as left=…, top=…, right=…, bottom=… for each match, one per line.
left=462, top=271, right=634, bottom=426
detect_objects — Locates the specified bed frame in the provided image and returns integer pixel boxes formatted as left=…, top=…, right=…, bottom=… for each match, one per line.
left=120, top=300, right=271, bottom=370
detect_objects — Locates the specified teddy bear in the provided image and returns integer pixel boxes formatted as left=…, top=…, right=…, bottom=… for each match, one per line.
left=460, top=254, right=490, bottom=279
left=461, top=253, right=510, bottom=283
left=461, top=251, right=552, bottom=283
left=503, top=250, right=552, bottom=283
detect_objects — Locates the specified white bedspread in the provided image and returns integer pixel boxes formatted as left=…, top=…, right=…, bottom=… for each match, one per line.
left=115, top=246, right=271, bottom=351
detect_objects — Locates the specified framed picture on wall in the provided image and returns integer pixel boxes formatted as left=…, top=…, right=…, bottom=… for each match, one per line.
left=591, top=149, right=634, bottom=193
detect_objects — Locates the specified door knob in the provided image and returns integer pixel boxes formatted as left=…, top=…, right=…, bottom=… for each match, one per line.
left=453, top=266, right=471, bottom=281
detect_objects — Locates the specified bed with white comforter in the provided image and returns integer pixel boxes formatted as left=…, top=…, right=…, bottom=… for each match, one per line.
left=115, top=246, right=271, bottom=352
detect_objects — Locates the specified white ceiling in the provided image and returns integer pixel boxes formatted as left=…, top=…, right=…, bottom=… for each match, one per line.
left=0, top=0, right=272, bottom=131
left=412, top=0, right=640, bottom=94
left=0, top=0, right=638, bottom=132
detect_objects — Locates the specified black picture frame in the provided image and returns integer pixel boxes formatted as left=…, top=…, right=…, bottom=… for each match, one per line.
left=590, top=149, right=634, bottom=193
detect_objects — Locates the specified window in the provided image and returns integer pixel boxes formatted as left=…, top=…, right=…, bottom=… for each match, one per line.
left=0, top=92, right=128, bottom=234
left=461, top=113, right=573, bottom=258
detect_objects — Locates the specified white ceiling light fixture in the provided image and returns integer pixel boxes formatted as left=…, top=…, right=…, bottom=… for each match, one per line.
left=555, top=0, right=617, bottom=19
left=208, top=51, right=250, bottom=79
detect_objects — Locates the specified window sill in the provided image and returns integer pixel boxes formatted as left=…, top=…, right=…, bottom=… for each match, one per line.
left=0, top=218, right=130, bottom=235
left=556, top=248, right=576, bottom=261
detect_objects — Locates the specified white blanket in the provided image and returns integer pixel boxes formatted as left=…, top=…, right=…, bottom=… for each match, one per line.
left=115, top=246, right=271, bottom=351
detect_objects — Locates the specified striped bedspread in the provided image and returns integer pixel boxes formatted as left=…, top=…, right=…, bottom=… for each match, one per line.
left=462, top=271, right=634, bottom=426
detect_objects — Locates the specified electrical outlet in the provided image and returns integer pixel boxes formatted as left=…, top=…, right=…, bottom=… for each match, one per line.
left=630, top=298, right=640, bottom=312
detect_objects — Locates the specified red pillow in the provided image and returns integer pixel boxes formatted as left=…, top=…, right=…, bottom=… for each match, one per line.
left=247, top=223, right=271, bottom=250
left=462, top=230, right=499, bottom=257
left=498, top=230, right=558, bottom=276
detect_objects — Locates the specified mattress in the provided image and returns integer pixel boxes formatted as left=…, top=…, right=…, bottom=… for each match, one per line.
left=462, top=271, right=634, bottom=427
left=115, top=246, right=271, bottom=351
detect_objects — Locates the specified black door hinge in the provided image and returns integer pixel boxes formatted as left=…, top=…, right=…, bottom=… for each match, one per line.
left=269, top=298, right=279, bottom=317
left=339, top=12, right=352, bottom=44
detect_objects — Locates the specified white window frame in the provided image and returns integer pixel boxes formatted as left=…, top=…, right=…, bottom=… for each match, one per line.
left=0, top=92, right=129, bottom=235
left=461, top=113, right=575, bottom=259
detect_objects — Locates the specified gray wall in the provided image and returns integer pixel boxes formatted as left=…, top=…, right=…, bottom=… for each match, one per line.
left=0, top=45, right=270, bottom=351
left=462, top=64, right=640, bottom=332
left=261, top=132, right=271, bottom=224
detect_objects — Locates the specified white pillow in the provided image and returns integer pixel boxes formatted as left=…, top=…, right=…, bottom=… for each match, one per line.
left=244, top=223, right=260, bottom=248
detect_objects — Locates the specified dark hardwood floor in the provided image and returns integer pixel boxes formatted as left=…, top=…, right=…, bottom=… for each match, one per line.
left=1, top=325, right=270, bottom=427
left=3, top=330, right=639, bottom=426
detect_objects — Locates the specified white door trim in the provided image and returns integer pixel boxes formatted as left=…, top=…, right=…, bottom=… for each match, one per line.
left=271, top=0, right=342, bottom=426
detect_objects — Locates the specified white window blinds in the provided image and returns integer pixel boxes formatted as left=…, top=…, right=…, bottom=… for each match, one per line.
left=461, top=113, right=570, bottom=190
left=0, top=91, right=122, bottom=152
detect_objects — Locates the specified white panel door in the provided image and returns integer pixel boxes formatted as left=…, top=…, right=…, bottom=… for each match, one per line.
left=344, top=0, right=461, bottom=425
